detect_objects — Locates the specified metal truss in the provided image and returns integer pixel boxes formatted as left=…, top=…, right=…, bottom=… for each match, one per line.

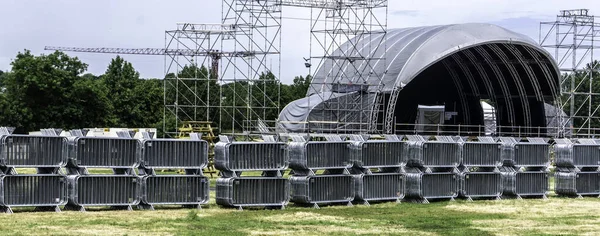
left=163, top=23, right=226, bottom=137
left=44, top=46, right=272, bottom=57
left=540, top=9, right=600, bottom=136
left=220, top=0, right=282, bottom=135
left=297, top=0, right=389, bottom=134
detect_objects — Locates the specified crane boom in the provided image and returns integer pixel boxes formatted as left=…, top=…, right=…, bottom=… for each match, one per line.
left=44, top=46, right=262, bottom=57
left=263, top=0, right=387, bottom=8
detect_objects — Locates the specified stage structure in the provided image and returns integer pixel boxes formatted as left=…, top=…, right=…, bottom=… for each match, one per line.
left=540, top=9, right=600, bottom=136
left=220, top=0, right=388, bottom=135
left=280, top=23, right=562, bottom=136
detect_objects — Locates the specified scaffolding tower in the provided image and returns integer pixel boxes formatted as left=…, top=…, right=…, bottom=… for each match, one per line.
left=540, top=9, right=600, bottom=136
left=163, top=23, right=234, bottom=137
left=304, top=0, right=389, bottom=134
left=220, top=0, right=282, bottom=135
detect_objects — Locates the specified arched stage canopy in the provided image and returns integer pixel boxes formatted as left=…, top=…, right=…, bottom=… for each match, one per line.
left=279, top=23, right=560, bottom=135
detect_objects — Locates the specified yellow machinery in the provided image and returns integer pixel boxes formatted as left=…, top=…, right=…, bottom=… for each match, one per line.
left=177, top=121, right=218, bottom=177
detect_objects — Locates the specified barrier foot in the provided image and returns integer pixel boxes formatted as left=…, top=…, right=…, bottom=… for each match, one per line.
left=237, top=206, right=243, bottom=211
left=346, top=201, right=353, bottom=207
left=312, top=203, right=320, bottom=209
left=0, top=206, right=13, bottom=214
left=466, top=197, right=473, bottom=202
left=0, top=167, right=16, bottom=175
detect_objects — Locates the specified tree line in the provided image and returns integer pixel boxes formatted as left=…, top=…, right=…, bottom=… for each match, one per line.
left=0, top=50, right=311, bottom=135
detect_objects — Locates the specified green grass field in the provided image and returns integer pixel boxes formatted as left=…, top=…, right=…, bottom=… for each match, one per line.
left=1, top=196, right=600, bottom=235
left=3, top=169, right=598, bottom=235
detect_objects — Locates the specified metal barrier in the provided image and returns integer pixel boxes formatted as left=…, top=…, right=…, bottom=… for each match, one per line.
left=500, top=137, right=550, bottom=168
left=289, top=141, right=352, bottom=172
left=406, top=136, right=461, bottom=168
left=0, top=135, right=67, bottom=168
left=459, top=171, right=502, bottom=200
left=462, top=137, right=503, bottom=167
left=353, top=173, right=404, bottom=204
left=0, top=175, right=67, bottom=213
left=67, top=137, right=141, bottom=169
left=349, top=140, right=407, bottom=168
left=555, top=139, right=600, bottom=168
left=501, top=168, right=549, bottom=198
left=405, top=171, right=459, bottom=202
left=290, top=175, right=354, bottom=208
left=66, top=175, right=140, bottom=211
left=215, top=141, right=288, bottom=172
left=555, top=170, right=600, bottom=197
left=140, top=175, right=209, bottom=209
left=141, top=139, right=208, bottom=170
left=216, top=177, right=289, bottom=209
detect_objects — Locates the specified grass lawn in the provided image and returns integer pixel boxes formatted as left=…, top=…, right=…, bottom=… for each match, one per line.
left=1, top=190, right=600, bottom=235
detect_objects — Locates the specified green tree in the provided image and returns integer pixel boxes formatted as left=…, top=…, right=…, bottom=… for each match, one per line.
left=0, top=70, right=4, bottom=87
left=101, top=56, right=142, bottom=127
left=281, top=74, right=311, bottom=108
left=0, top=50, right=108, bottom=133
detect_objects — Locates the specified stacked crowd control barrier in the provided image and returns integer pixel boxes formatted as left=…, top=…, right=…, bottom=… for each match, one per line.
left=458, top=137, right=503, bottom=201
left=348, top=135, right=406, bottom=205
left=554, top=139, right=600, bottom=197
left=0, top=128, right=68, bottom=213
left=215, top=135, right=289, bottom=210
left=499, top=137, right=550, bottom=199
left=288, top=135, right=354, bottom=208
left=403, top=136, right=460, bottom=203
left=64, top=131, right=141, bottom=211
left=138, top=133, right=209, bottom=210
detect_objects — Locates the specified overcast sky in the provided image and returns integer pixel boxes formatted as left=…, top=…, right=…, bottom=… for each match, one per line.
left=0, top=0, right=598, bottom=84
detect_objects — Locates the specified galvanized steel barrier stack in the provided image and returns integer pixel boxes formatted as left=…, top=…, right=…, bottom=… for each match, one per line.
left=499, top=137, right=550, bottom=199
left=137, top=133, right=209, bottom=210
left=554, top=139, right=600, bottom=197
left=0, top=128, right=67, bottom=213
left=348, top=134, right=405, bottom=206
left=0, top=125, right=594, bottom=213
left=288, top=135, right=355, bottom=208
left=404, top=135, right=460, bottom=203
left=460, top=136, right=503, bottom=201
left=215, top=135, right=289, bottom=210
left=65, top=130, right=142, bottom=211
